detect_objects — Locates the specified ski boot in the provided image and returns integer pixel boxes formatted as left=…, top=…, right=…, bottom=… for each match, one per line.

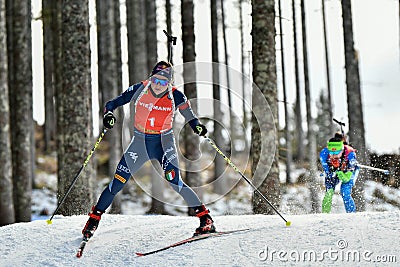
left=194, top=204, right=216, bottom=236
left=82, top=206, right=103, bottom=238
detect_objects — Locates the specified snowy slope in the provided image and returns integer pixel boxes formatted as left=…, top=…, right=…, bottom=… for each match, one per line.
left=1, top=212, right=399, bottom=266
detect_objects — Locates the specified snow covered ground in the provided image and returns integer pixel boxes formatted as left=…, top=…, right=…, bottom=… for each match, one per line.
left=1, top=212, right=399, bottom=266
left=6, top=161, right=399, bottom=266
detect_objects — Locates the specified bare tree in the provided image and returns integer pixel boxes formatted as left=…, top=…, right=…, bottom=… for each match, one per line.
left=220, top=0, right=237, bottom=153
left=181, top=0, right=202, bottom=215
left=126, top=0, right=147, bottom=84
left=0, top=0, right=15, bottom=226
left=42, top=0, right=57, bottom=153
left=7, top=0, right=33, bottom=222
left=96, top=0, right=123, bottom=214
left=50, top=0, right=62, bottom=146
left=300, top=0, right=311, bottom=143
left=321, top=0, right=334, bottom=133
left=166, top=0, right=173, bottom=64
left=126, top=0, right=147, bottom=141
left=238, top=0, right=248, bottom=150
left=57, top=0, right=93, bottom=215
left=210, top=0, right=227, bottom=195
left=341, top=0, right=367, bottom=211
left=300, top=0, right=319, bottom=213
left=278, top=0, right=292, bottom=184
left=251, top=0, right=281, bottom=214
left=292, top=0, right=304, bottom=162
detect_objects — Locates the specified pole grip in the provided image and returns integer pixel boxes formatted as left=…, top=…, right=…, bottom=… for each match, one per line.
left=333, top=118, right=345, bottom=126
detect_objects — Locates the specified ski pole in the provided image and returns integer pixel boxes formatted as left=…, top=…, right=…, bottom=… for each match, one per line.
left=204, top=136, right=291, bottom=226
left=357, top=163, right=389, bottom=175
left=47, top=129, right=108, bottom=224
left=333, top=118, right=347, bottom=141
left=163, top=30, right=176, bottom=63
left=333, top=118, right=345, bottom=135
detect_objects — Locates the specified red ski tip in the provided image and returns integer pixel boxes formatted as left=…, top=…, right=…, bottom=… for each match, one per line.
left=76, top=251, right=82, bottom=258
left=136, top=253, right=144, bottom=257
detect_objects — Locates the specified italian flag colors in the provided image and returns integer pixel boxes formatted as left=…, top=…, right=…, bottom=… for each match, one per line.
left=166, top=169, right=175, bottom=181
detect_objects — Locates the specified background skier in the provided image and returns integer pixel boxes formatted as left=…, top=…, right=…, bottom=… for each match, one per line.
left=320, top=136, right=359, bottom=213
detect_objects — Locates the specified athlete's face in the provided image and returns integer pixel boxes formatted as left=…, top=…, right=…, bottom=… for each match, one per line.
left=151, top=75, right=169, bottom=94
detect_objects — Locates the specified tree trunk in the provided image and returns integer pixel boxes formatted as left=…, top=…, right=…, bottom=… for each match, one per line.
left=292, top=0, right=304, bottom=162
left=126, top=0, right=147, bottom=84
left=96, top=0, right=123, bottom=214
left=126, top=0, right=147, bottom=139
left=57, top=0, right=93, bottom=215
left=301, top=0, right=319, bottom=213
left=238, top=0, right=249, bottom=151
left=0, top=0, right=15, bottom=226
left=251, top=0, right=281, bottom=214
left=42, top=0, right=57, bottom=153
left=182, top=0, right=202, bottom=215
left=220, top=0, right=236, bottom=154
left=341, top=0, right=367, bottom=211
left=211, top=0, right=227, bottom=195
left=300, top=0, right=311, bottom=142
left=166, top=0, right=173, bottom=64
left=278, top=0, right=292, bottom=184
left=112, top=0, right=123, bottom=215
left=8, top=0, right=33, bottom=222
left=321, top=0, right=334, bottom=134
left=51, top=0, right=61, bottom=147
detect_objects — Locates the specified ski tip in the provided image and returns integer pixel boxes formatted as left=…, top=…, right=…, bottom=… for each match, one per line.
left=286, top=221, right=291, bottom=227
left=136, top=252, right=144, bottom=257
left=76, top=251, right=82, bottom=258
left=46, top=219, right=53, bottom=225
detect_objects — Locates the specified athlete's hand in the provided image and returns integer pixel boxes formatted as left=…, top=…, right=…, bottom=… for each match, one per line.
left=194, top=123, right=207, bottom=136
left=103, top=111, right=116, bottom=129
left=336, top=171, right=352, bottom=183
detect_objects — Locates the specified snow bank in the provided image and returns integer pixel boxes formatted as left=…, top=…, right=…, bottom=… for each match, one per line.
left=1, top=212, right=399, bottom=266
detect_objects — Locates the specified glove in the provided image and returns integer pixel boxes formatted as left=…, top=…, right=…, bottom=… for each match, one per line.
left=193, top=123, right=207, bottom=136
left=336, top=171, right=352, bottom=183
left=103, top=111, right=116, bottom=129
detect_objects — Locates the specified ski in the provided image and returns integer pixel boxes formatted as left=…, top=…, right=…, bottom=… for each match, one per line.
left=135, top=229, right=249, bottom=257
left=76, top=236, right=90, bottom=258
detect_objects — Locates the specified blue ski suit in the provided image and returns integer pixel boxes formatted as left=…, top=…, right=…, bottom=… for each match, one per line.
left=95, top=81, right=203, bottom=212
left=320, top=145, right=359, bottom=213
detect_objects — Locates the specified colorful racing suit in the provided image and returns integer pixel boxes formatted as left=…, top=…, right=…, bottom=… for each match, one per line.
left=95, top=81, right=203, bottom=211
left=320, top=145, right=359, bottom=213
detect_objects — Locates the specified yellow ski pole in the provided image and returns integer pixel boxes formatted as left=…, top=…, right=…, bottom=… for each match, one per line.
left=204, top=136, right=291, bottom=226
left=47, top=129, right=107, bottom=224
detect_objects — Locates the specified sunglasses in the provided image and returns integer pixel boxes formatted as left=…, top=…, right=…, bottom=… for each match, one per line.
left=151, top=77, right=169, bottom=86
left=329, top=150, right=342, bottom=155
